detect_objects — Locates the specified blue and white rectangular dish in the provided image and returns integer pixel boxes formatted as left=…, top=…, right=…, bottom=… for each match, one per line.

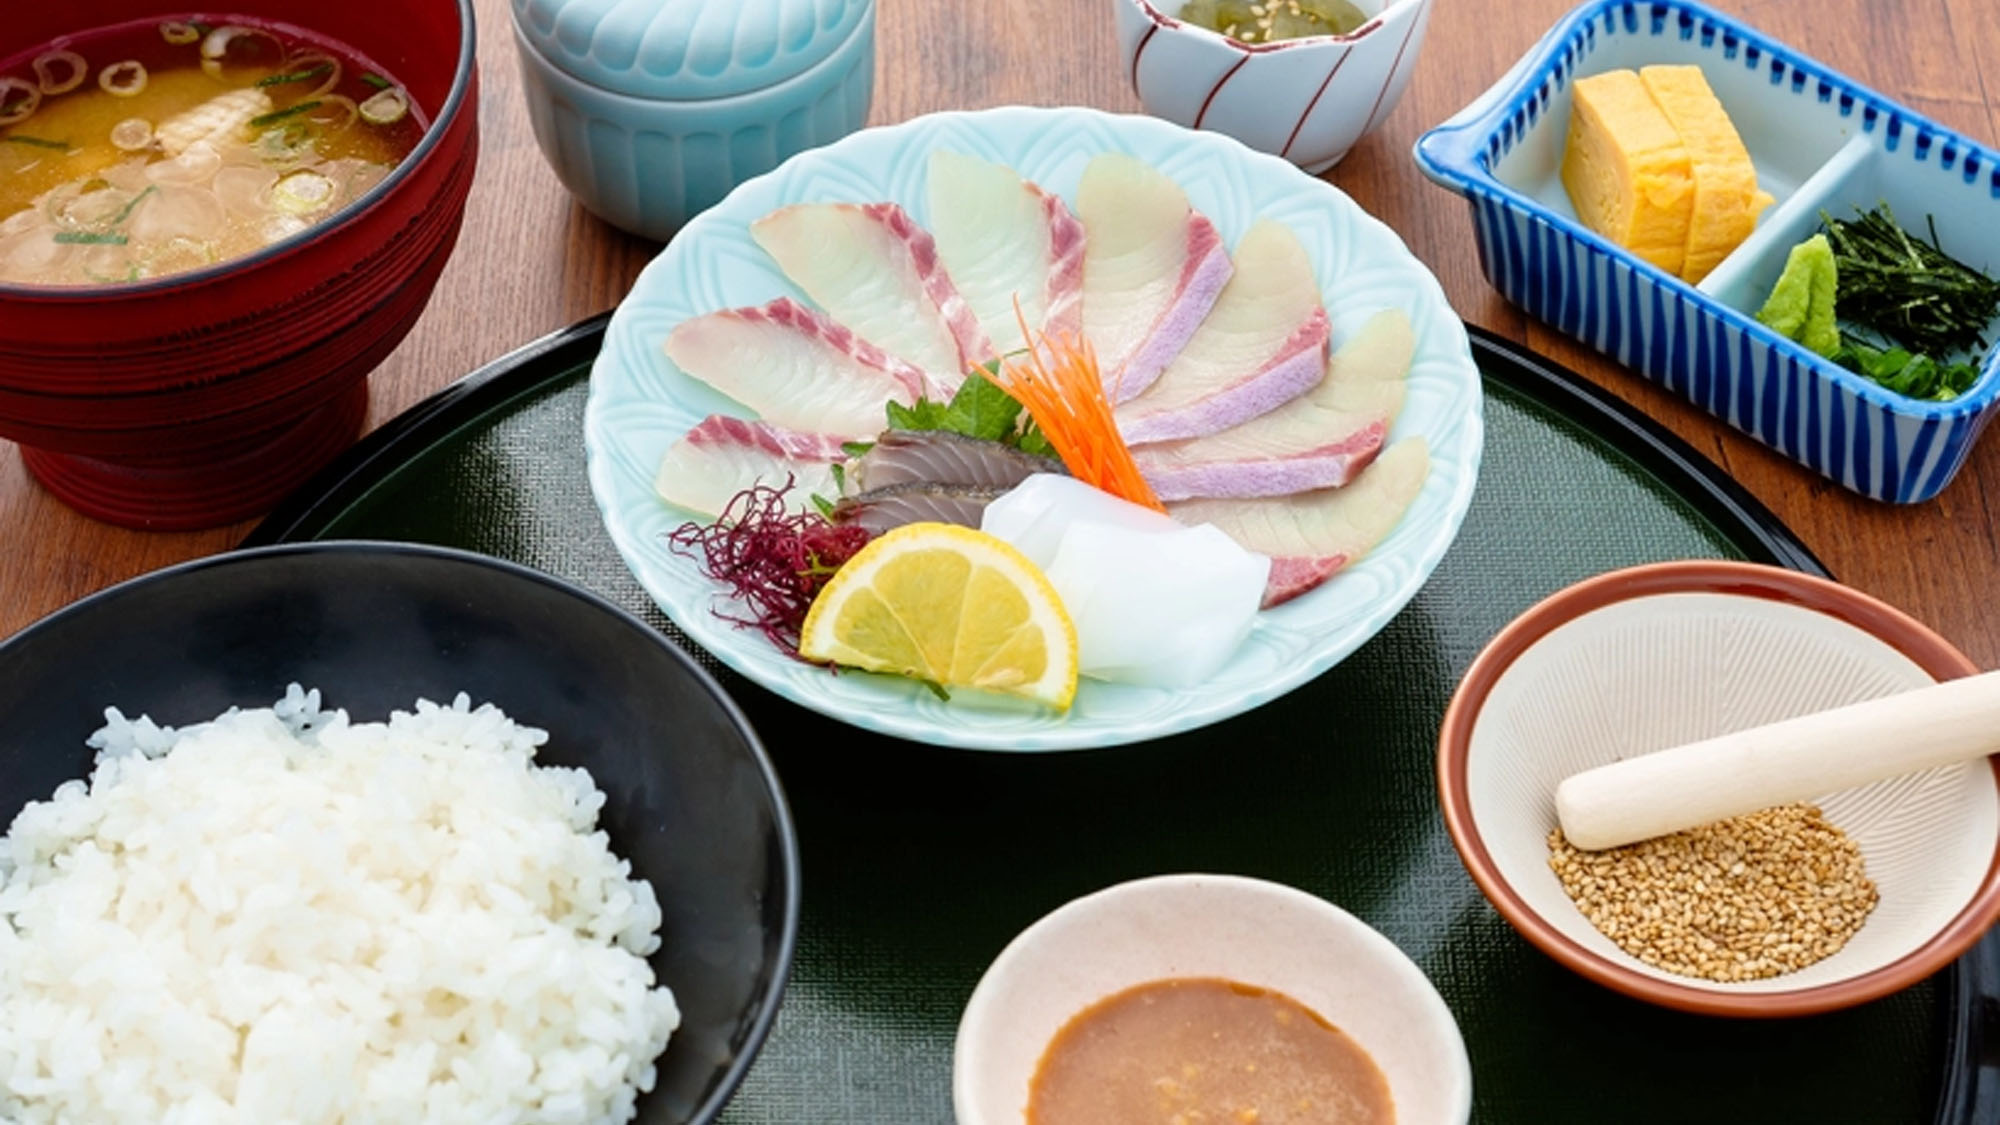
left=1415, top=0, right=2000, bottom=503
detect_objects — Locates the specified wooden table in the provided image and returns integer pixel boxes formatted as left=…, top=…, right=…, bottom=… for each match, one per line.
left=5, top=0, right=1998, bottom=660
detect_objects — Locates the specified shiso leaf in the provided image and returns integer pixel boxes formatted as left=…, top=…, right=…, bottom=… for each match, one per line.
left=941, top=371, right=1026, bottom=442
left=1016, top=422, right=1055, bottom=459
left=881, top=362, right=1056, bottom=454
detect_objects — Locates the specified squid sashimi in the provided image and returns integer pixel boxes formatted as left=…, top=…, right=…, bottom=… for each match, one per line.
left=751, top=202, right=991, bottom=391
left=1168, top=438, right=1431, bottom=607
left=1077, top=153, right=1232, bottom=402
left=1115, top=220, right=1330, bottom=445
left=982, top=475, right=1270, bottom=689
left=655, top=415, right=846, bottom=518
left=1134, top=308, right=1413, bottom=501
left=665, top=298, right=930, bottom=439
left=927, top=151, right=1087, bottom=354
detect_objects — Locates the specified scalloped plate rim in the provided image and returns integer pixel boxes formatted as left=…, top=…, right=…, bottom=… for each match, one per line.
left=584, top=105, right=1484, bottom=751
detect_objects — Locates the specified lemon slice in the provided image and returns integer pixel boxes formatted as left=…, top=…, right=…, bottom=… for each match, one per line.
left=799, top=522, right=1079, bottom=710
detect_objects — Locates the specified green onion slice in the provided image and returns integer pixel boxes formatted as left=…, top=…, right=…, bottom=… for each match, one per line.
left=201, top=26, right=285, bottom=82
left=160, top=21, right=201, bottom=45
left=33, top=50, right=87, bottom=96
left=305, top=95, right=358, bottom=132
left=54, top=231, right=129, bottom=245
left=0, top=78, right=41, bottom=127
left=86, top=263, right=145, bottom=284
left=253, top=120, right=315, bottom=164
left=257, top=63, right=333, bottom=87
left=359, top=72, right=393, bottom=90
left=110, top=118, right=152, bottom=152
left=272, top=170, right=335, bottom=214
left=99, top=61, right=148, bottom=98
left=359, top=88, right=408, bottom=125
left=3, top=135, right=70, bottom=151
left=250, top=100, right=322, bottom=128
left=109, top=185, right=156, bottom=226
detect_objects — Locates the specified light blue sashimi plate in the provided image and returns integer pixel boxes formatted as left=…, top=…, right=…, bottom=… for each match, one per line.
left=584, top=106, right=1484, bottom=751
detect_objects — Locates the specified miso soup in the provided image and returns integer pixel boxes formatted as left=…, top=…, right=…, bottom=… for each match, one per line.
left=0, top=16, right=423, bottom=286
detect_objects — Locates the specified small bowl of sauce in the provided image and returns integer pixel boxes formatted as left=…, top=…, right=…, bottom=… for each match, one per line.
left=954, top=873, right=1470, bottom=1124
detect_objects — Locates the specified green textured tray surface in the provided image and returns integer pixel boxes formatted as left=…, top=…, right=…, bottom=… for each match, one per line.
left=271, top=336, right=1950, bottom=1123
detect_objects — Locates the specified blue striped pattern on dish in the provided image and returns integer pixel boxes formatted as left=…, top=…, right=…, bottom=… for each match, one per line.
left=1417, top=0, right=2000, bottom=503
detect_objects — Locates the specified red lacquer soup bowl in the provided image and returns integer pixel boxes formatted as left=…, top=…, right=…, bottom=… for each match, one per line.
left=0, top=0, right=478, bottom=529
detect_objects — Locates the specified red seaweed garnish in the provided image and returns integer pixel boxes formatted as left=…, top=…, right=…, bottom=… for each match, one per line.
left=664, top=478, right=872, bottom=657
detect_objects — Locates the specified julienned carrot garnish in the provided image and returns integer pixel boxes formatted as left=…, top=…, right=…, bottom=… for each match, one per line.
left=988, top=310, right=1165, bottom=514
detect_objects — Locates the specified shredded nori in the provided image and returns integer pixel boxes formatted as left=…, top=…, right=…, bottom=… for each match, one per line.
left=1823, top=202, right=2000, bottom=358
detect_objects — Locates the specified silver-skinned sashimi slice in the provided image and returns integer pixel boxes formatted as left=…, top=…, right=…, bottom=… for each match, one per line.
left=851, top=429, right=1065, bottom=492
left=1167, top=438, right=1430, bottom=607
left=1115, top=220, right=1331, bottom=445
left=831, top=482, right=1007, bottom=537
left=1078, top=153, right=1232, bottom=402
left=655, top=415, right=846, bottom=518
left=1133, top=308, right=1414, bottom=500
left=752, top=202, right=992, bottom=392
left=665, top=299, right=928, bottom=440
left=927, top=151, right=1086, bottom=354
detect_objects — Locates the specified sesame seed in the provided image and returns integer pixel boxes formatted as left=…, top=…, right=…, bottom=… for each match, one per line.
left=1546, top=804, right=1878, bottom=983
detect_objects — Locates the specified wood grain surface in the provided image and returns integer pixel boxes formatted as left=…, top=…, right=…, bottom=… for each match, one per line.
left=3, top=0, right=1998, bottom=661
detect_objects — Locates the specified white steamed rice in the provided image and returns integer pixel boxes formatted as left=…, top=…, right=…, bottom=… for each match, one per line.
left=0, top=686, right=680, bottom=1125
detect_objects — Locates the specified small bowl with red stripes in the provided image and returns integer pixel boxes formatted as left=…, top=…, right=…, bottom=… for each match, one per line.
left=1114, top=0, right=1438, bottom=174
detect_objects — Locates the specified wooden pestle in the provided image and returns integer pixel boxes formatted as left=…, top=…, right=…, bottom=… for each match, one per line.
left=1554, top=669, right=2000, bottom=850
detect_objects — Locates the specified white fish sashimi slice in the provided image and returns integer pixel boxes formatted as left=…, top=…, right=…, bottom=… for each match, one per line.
left=1042, top=196, right=1086, bottom=342
left=751, top=202, right=992, bottom=394
left=1134, top=308, right=1414, bottom=500
left=665, top=298, right=927, bottom=440
left=927, top=151, right=1086, bottom=353
left=1116, top=220, right=1330, bottom=445
left=1167, top=439, right=1431, bottom=607
left=654, top=415, right=846, bottom=519
left=1078, top=153, right=1233, bottom=402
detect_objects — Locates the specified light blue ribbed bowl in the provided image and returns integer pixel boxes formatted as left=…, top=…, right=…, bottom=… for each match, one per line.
left=511, top=0, right=875, bottom=241
left=1416, top=0, right=2000, bottom=503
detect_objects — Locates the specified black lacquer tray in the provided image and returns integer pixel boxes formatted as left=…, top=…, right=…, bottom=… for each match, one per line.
left=250, top=318, right=1999, bottom=1124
